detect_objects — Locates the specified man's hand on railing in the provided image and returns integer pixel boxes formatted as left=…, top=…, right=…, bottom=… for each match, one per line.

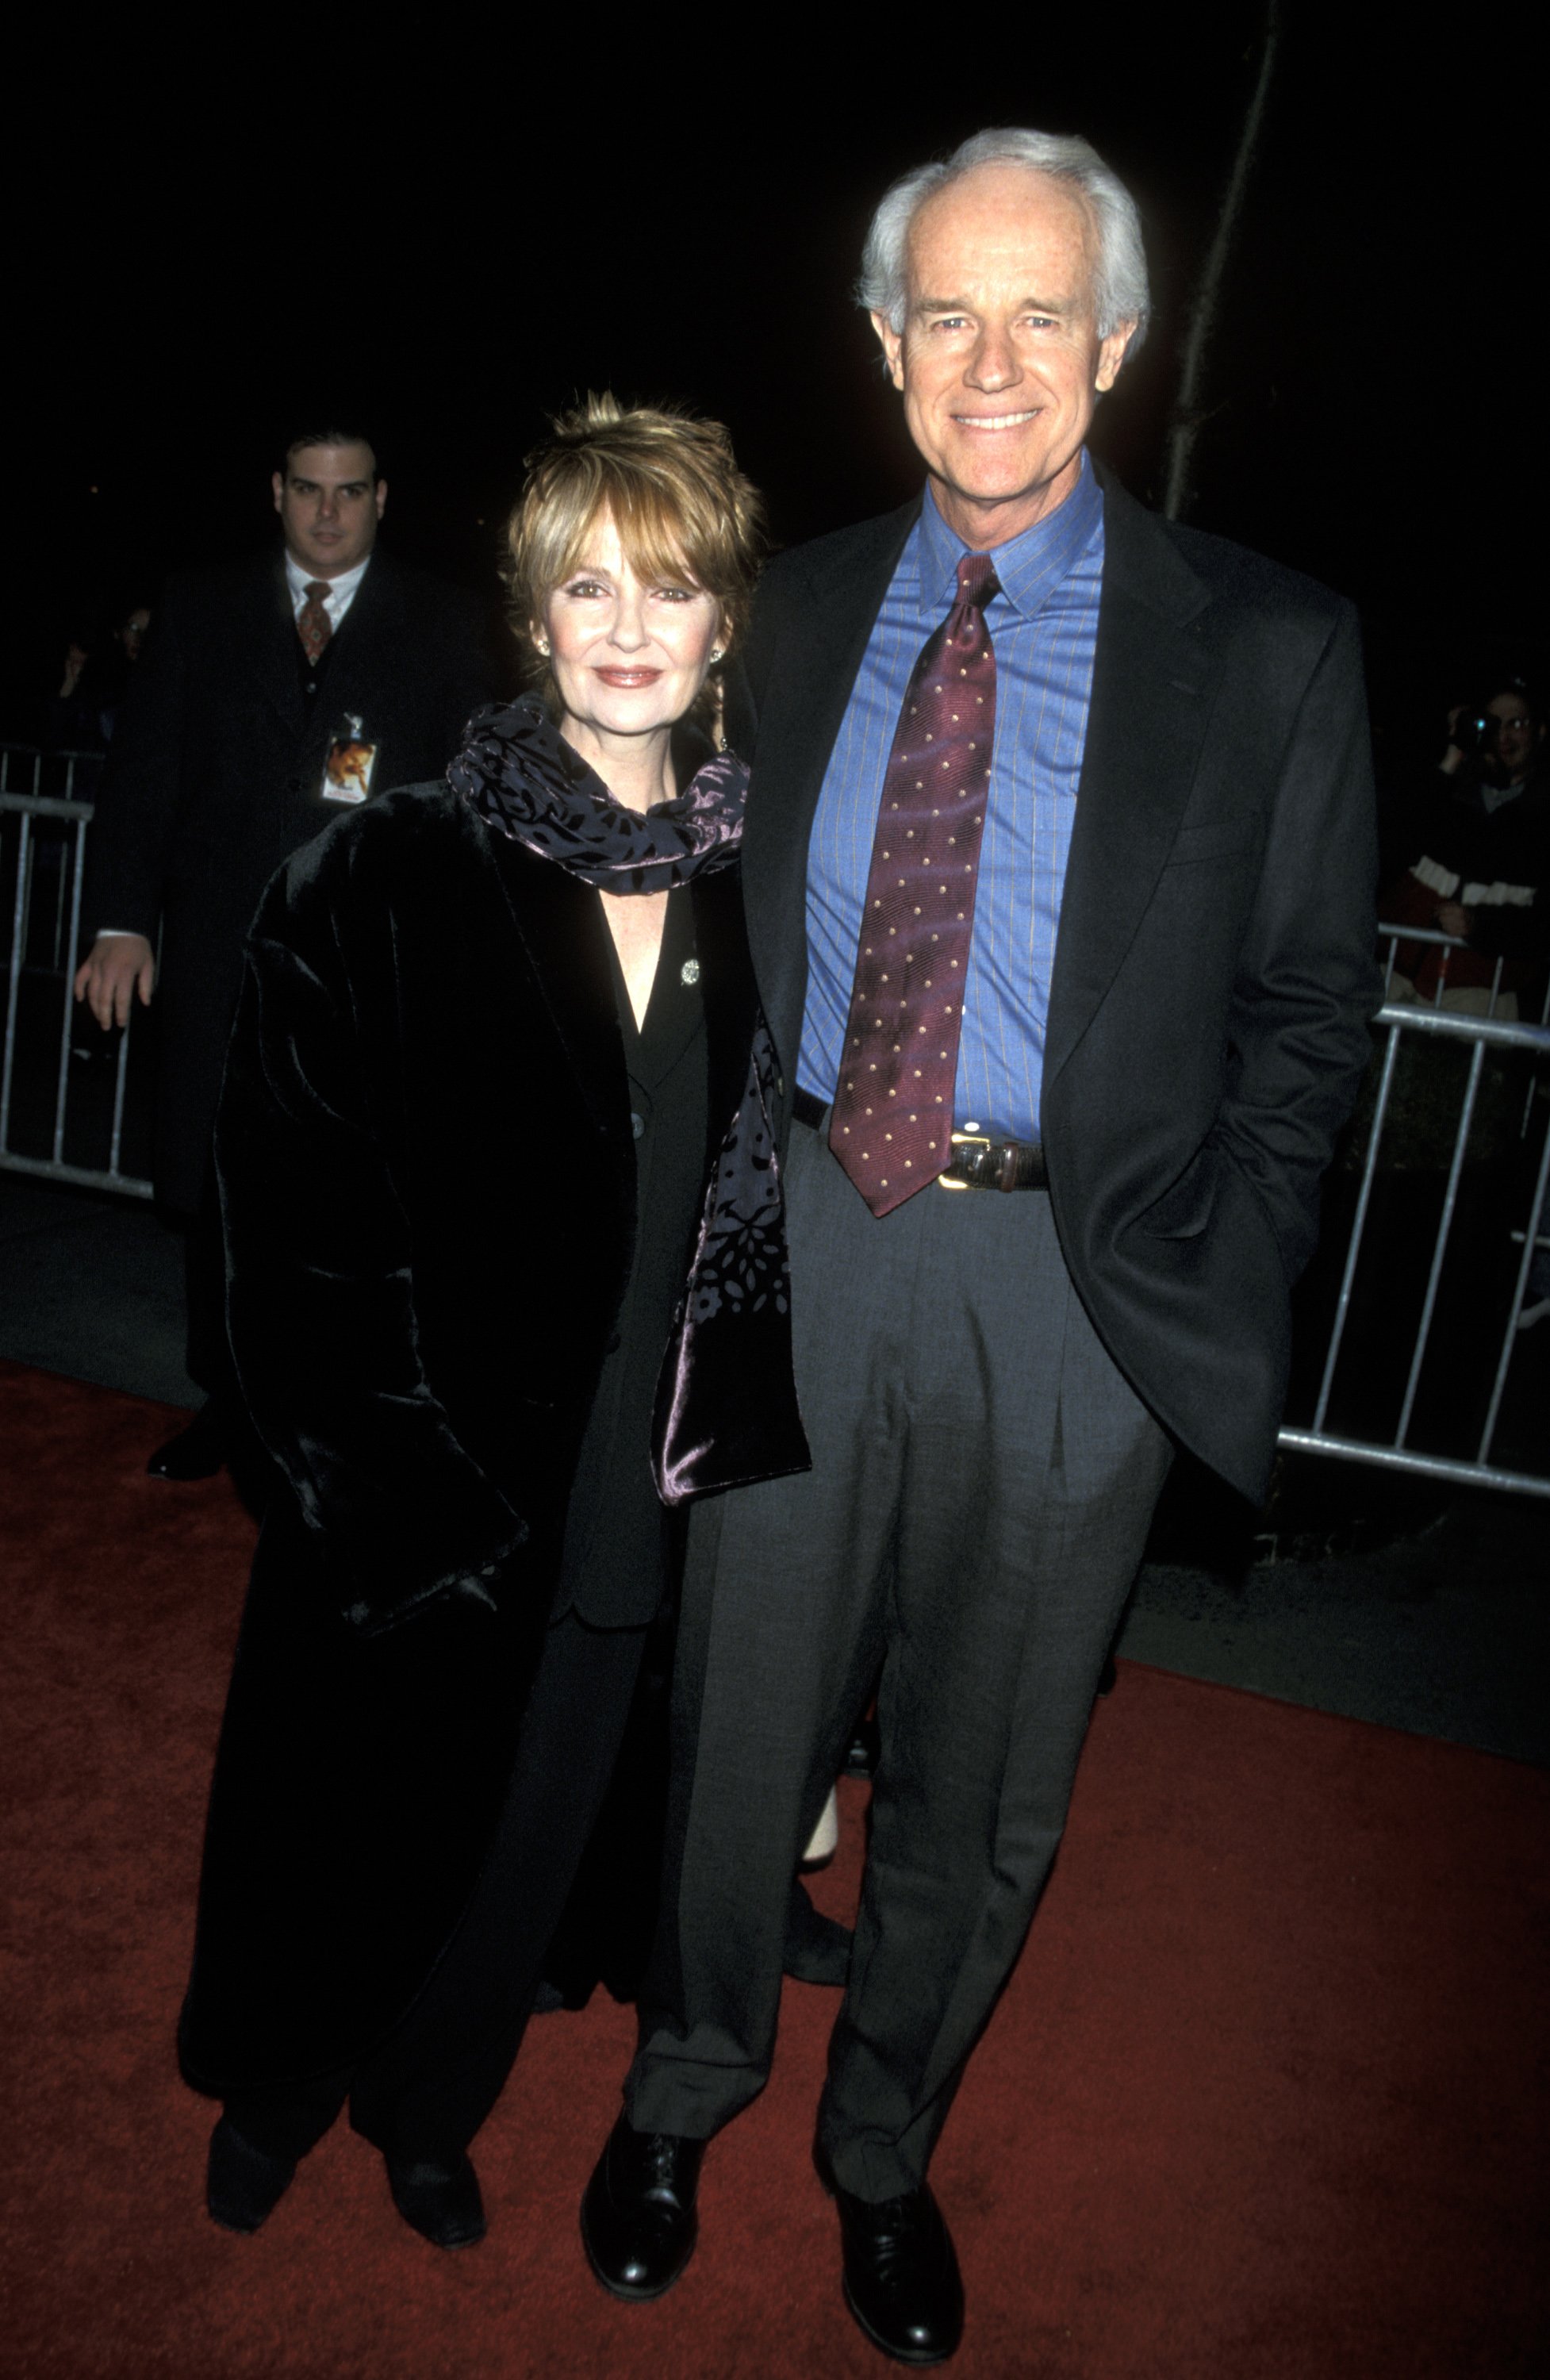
left=74, top=933, right=156, bottom=1029
left=1433, top=900, right=1474, bottom=942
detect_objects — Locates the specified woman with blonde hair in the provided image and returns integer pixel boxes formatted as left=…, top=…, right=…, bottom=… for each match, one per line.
left=178, top=397, right=806, bottom=2250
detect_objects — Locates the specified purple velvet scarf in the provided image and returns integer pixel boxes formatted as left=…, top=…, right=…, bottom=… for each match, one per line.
left=448, top=698, right=811, bottom=1505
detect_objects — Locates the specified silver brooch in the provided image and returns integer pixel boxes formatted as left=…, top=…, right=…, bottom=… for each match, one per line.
left=681, top=958, right=701, bottom=986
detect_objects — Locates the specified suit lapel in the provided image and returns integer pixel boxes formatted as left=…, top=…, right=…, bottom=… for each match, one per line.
left=255, top=555, right=306, bottom=734
left=483, top=826, right=629, bottom=1139
left=630, top=887, right=703, bottom=1088
left=742, top=501, right=919, bottom=1068
left=1043, top=476, right=1219, bottom=1086
left=323, top=548, right=401, bottom=701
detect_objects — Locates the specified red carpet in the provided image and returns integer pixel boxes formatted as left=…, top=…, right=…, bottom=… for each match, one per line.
left=1, top=1357, right=1545, bottom=2378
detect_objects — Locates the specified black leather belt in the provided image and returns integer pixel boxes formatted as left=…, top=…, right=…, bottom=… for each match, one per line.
left=938, top=1131, right=1048, bottom=1193
left=790, top=1088, right=1046, bottom=1193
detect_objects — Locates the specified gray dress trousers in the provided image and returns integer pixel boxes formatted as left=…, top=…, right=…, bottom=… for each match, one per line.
left=626, top=1111, right=1172, bottom=2201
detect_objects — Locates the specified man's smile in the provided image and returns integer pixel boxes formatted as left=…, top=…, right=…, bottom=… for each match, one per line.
left=950, top=409, right=1040, bottom=432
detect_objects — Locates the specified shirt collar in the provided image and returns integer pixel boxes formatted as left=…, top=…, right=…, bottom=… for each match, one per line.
left=284, top=549, right=373, bottom=607
left=916, top=447, right=1103, bottom=620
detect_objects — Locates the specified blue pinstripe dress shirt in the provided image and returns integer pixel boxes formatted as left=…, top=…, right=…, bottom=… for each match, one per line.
left=798, top=451, right=1104, bottom=1145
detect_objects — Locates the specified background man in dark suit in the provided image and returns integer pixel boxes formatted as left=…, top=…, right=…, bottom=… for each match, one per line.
left=582, top=129, right=1379, bottom=2363
left=74, top=428, right=494, bottom=1476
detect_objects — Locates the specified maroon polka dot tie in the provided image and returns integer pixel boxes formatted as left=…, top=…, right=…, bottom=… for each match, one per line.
left=829, top=551, right=999, bottom=1216
left=297, top=579, right=332, bottom=665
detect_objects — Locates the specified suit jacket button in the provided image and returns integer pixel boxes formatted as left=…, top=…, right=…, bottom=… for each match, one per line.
left=631, top=1111, right=645, bottom=1139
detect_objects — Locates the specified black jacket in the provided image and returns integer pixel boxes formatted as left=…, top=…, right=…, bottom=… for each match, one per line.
left=81, top=547, right=494, bottom=1209
left=727, top=470, right=1381, bottom=1503
left=1383, top=767, right=1550, bottom=985
left=178, top=785, right=761, bottom=2090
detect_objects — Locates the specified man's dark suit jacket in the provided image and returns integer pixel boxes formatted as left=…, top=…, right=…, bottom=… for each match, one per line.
left=726, top=467, right=1380, bottom=1505
left=81, top=547, right=494, bottom=1211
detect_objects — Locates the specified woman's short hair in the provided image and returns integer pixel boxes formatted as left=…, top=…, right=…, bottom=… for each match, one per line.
left=505, top=395, right=765, bottom=703
left=857, top=126, right=1151, bottom=359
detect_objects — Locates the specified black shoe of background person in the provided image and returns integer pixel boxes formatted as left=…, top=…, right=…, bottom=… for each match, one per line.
left=581, top=2113, right=705, bottom=2300
left=205, top=2116, right=297, bottom=2234
left=147, top=1399, right=224, bottom=1481
left=386, top=2152, right=487, bottom=2249
left=815, top=2146, right=965, bottom=2367
left=784, top=1877, right=854, bottom=1986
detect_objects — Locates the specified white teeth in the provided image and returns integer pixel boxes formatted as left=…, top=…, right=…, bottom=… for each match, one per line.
left=955, top=413, right=1036, bottom=431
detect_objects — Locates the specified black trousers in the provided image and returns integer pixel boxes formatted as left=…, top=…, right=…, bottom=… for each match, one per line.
left=627, top=1118, right=1172, bottom=2200
left=228, top=1605, right=652, bottom=2167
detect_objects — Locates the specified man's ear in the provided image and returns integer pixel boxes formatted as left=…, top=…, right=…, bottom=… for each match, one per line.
left=870, top=309, right=906, bottom=392
left=1095, top=319, right=1138, bottom=393
left=374, top=480, right=388, bottom=520
left=271, top=472, right=286, bottom=515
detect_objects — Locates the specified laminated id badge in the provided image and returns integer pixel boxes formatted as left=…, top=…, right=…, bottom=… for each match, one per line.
left=320, top=714, right=378, bottom=804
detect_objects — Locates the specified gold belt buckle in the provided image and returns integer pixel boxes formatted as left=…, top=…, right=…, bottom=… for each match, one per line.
left=939, top=1130, right=989, bottom=1191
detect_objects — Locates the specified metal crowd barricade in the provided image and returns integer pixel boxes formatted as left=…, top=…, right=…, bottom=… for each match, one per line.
left=1277, top=921, right=1550, bottom=1499
left=1379, top=919, right=1508, bottom=1015
left=0, top=744, right=101, bottom=805
left=0, top=747, right=152, bottom=1198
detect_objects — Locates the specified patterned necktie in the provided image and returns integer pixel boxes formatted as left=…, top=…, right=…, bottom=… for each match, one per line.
left=829, top=551, right=999, bottom=1216
left=297, top=579, right=332, bottom=665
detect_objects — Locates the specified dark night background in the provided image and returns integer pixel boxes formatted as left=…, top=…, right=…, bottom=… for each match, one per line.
left=5, top=9, right=1539, bottom=787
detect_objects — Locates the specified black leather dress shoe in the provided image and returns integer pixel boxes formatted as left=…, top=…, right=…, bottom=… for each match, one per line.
left=206, top=2117, right=297, bottom=2234
left=147, top=1402, right=224, bottom=1481
left=581, top=2113, right=705, bottom=2300
left=386, top=2152, right=486, bottom=2248
left=819, top=2152, right=965, bottom=2366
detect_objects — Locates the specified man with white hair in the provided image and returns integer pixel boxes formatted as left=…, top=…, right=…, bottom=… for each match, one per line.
left=584, top=129, right=1379, bottom=2361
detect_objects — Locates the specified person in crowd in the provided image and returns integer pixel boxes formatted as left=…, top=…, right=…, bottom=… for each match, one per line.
left=72, top=429, right=493, bottom=1481
left=177, top=396, right=794, bottom=2254
left=1383, top=677, right=1550, bottom=1334
left=40, top=618, right=105, bottom=751
left=115, top=601, right=152, bottom=666
left=1382, top=678, right=1548, bottom=1017
left=36, top=601, right=153, bottom=760
left=94, top=599, right=153, bottom=741
left=581, top=128, right=1379, bottom=2364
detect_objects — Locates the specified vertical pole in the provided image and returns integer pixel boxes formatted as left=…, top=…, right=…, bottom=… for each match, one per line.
left=1478, top=1111, right=1550, bottom=1463
left=1312, top=1020, right=1398, bottom=1433
left=1395, top=1038, right=1486, bottom=1447
left=52, top=816, right=90, bottom=1165
left=2, top=814, right=33, bottom=1154
left=1162, top=0, right=1283, bottom=522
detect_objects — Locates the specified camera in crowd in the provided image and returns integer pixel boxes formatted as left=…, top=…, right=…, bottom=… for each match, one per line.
left=1452, top=709, right=1496, bottom=759
left=1448, top=679, right=1542, bottom=793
